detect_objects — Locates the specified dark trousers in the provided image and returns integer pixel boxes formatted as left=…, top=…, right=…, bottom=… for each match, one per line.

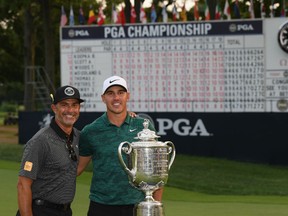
left=16, top=204, right=72, bottom=216
left=87, top=201, right=134, bottom=216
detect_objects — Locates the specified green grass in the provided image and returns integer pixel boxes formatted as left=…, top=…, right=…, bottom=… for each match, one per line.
left=0, top=112, right=4, bottom=124
left=4, top=126, right=288, bottom=215
left=4, top=123, right=288, bottom=215
left=2, top=143, right=288, bottom=195
left=3, top=160, right=288, bottom=216
left=65, top=153, right=288, bottom=196
left=168, top=155, right=288, bottom=195
left=0, top=144, right=23, bottom=162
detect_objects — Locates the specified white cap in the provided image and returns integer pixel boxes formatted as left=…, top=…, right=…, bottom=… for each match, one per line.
left=102, top=75, right=128, bottom=94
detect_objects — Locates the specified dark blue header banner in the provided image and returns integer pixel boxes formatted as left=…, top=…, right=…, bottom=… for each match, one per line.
left=61, top=20, right=263, bottom=40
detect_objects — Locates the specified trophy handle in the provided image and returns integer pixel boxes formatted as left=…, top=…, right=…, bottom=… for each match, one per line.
left=118, top=141, right=136, bottom=180
left=165, top=141, right=176, bottom=170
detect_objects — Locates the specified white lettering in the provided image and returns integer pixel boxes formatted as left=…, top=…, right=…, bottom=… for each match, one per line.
left=157, top=119, right=173, bottom=135
left=157, top=118, right=210, bottom=136
left=205, top=23, right=212, bottom=34
left=104, top=27, right=111, bottom=38
left=104, top=26, right=126, bottom=38
left=118, top=27, right=126, bottom=38
left=237, top=24, right=253, bottom=31
left=109, top=24, right=212, bottom=39
left=190, top=119, right=210, bottom=136
left=75, top=30, right=89, bottom=36
left=173, top=119, right=191, bottom=136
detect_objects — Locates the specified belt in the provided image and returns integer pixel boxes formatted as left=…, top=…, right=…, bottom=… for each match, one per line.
left=33, top=199, right=71, bottom=211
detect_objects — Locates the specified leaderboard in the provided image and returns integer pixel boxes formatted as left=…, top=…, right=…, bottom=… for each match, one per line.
left=60, top=20, right=287, bottom=112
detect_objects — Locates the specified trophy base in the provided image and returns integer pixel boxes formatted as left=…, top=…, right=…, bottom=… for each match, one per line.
left=134, top=200, right=165, bottom=216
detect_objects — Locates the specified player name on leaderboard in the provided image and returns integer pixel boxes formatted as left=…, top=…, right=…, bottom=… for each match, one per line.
left=61, top=20, right=283, bottom=112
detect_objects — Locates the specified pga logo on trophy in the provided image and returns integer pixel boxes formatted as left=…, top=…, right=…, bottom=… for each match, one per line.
left=118, top=119, right=176, bottom=216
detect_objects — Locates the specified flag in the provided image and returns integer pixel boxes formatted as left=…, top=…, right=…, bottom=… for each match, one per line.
left=194, top=1, right=200, bottom=21
left=249, top=0, right=255, bottom=18
left=60, top=5, right=67, bottom=27
left=87, top=6, right=96, bottom=24
left=281, top=8, right=285, bottom=17
left=162, top=4, right=168, bottom=22
left=215, top=1, right=222, bottom=20
left=79, top=6, right=86, bottom=25
left=234, top=0, right=241, bottom=18
left=204, top=1, right=210, bottom=20
left=172, top=4, right=178, bottom=21
left=112, top=4, right=118, bottom=23
left=97, top=6, right=105, bottom=25
left=151, top=4, right=157, bottom=22
left=180, top=5, right=187, bottom=21
left=131, top=6, right=136, bottom=23
left=117, top=6, right=126, bottom=25
left=260, top=0, right=266, bottom=18
left=140, top=4, right=147, bottom=23
left=69, top=5, right=74, bottom=26
left=281, top=0, right=286, bottom=17
left=224, top=0, right=231, bottom=20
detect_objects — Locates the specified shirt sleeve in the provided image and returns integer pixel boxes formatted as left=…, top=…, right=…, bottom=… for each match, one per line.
left=18, top=137, right=46, bottom=180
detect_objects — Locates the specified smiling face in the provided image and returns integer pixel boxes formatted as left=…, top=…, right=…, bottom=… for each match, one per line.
left=51, top=98, right=80, bottom=134
left=101, top=85, right=130, bottom=115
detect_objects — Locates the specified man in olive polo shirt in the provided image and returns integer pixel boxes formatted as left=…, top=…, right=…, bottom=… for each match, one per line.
left=77, top=75, right=163, bottom=216
left=17, top=86, right=84, bottom=216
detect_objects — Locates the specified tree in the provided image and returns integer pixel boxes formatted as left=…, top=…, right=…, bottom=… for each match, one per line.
left=0, top=0, right=286, bottom=109
left=0, top=1, right=25, bottom=104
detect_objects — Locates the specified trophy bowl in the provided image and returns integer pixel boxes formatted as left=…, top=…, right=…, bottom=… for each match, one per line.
left=118, top=119, right=176, bottom=216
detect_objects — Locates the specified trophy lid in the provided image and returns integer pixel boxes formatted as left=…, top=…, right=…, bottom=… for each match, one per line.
left=136, top=119, right=160, bottom=141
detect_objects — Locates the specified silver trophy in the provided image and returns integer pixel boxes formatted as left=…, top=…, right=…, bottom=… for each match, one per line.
left=118, top=119, right=176, bottom=216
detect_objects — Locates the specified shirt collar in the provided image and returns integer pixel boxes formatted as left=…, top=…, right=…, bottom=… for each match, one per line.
left=103, top=112, right=131, bottom=126
left=50, top=117, right=74, bottom=141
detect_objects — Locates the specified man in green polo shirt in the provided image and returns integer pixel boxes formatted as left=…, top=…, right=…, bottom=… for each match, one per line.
left=77, top=75, right=163, bottom=216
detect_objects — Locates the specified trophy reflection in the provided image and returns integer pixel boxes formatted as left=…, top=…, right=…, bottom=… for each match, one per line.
left=118, top=119, right=176, bottom=216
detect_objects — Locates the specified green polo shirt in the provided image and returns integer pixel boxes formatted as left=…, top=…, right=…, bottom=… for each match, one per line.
left=79, top=113, right=155, bottom=205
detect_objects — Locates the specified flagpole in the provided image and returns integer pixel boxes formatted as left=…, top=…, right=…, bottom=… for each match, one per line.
left=271, top=0, right=274, bottom=17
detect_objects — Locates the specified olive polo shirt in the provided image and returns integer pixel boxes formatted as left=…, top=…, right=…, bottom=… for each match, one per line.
left=18, top=118, right=79, bottom=204
left=79, top=113, right=156, bottom=205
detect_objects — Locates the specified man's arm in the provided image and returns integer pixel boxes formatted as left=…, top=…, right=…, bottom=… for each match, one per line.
left=77, top=155, right=92, bottom=176
left=17, top=176, right=33, bottom=216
